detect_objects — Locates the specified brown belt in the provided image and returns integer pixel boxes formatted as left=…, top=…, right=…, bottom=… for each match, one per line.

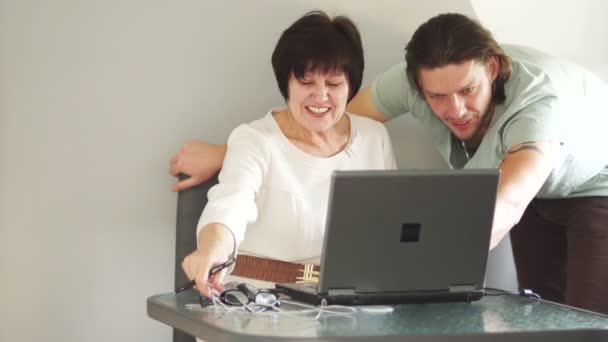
left=231, top=255, right=320, bottom=283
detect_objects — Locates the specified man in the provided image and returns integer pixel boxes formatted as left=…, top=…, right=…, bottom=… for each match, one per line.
left=170, top=13, right=608, bottom=313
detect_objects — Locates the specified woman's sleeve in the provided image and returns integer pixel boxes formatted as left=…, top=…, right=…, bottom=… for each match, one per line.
left=379, top=124, right=398, bottom=170
left=196, top=124, right=269, bottom=244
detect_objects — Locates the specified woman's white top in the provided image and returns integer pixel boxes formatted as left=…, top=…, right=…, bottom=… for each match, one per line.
left=198, top=109, right=397, bottom=265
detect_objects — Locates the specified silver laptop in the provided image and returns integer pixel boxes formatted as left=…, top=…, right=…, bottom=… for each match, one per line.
left=275, top=169, right=499, bottom=305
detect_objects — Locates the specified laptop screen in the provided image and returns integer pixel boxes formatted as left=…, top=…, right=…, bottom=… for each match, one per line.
left=317, top=169, right=499, bottom=294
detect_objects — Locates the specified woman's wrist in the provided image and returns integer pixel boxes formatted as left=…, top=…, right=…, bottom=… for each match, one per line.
left=198, top=223, right=236, bottom=258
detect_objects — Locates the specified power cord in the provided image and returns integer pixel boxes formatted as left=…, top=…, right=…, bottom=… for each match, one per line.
left=186, top=295, right=357, bottom=320
left=483, top=287, right=541, bottom=300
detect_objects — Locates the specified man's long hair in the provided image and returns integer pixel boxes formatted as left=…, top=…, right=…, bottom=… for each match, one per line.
left=405, top=13, right=511, bottom=104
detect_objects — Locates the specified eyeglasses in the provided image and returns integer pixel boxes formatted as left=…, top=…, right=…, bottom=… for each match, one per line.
left=200, top=282, right=281, bottom=313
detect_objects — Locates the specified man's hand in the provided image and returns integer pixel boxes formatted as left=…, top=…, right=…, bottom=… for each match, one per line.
left=169, top=140, right=227, bottom=191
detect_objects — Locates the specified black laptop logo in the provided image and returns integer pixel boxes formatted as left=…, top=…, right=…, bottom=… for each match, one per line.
left=400, top=223, right=421, bottom=242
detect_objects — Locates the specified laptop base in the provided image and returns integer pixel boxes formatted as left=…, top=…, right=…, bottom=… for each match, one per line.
left=275, top=283, right=485, bottom=306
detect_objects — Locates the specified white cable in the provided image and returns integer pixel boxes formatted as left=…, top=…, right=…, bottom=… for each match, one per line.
left=281, top=299, right=357, bottom=315
left=187, top=296, right=357, bottom=320
left=313, top=299, right=327, bottom=320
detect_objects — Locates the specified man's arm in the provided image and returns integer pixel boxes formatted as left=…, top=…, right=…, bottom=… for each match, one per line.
left=490, top=140, right=560, bottom=249
left=346, top=87, right=388, bottom=123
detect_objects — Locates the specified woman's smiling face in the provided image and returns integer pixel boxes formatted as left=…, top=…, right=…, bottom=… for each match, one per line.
left=286, top=70, right=350, bottom=134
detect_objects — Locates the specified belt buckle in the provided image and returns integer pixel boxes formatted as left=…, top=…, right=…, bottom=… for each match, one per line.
left=296, top=263, right=319, bottom=283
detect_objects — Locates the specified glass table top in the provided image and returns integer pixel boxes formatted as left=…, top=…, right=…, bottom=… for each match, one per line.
left=148, top=289, right=608, bottom=340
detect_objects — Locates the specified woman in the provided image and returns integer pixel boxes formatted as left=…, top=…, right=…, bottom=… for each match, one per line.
left=180, top=11, right=396, bottom=299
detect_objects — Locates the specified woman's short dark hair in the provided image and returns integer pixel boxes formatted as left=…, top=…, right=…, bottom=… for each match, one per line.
left=272, top=11, right=364, bottom=102
left=405, top=13, right=512, bottom=104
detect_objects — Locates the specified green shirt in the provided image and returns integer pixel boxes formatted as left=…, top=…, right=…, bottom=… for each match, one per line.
left=372, top=45, right=608, bottom=198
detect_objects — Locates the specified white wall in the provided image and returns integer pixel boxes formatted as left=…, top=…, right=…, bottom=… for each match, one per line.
left=472, top=0, right=608, bottom=81
left=1, top=1, right=605, bottom=341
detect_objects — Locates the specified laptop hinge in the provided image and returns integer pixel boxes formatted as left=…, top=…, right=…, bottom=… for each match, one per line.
left=328, top=288, right=356, bottom=296
left=449, top=284, right=476, bottom=292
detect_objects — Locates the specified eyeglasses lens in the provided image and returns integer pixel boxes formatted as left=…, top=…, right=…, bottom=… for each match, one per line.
left=222, top=290, right=249, bottom=306
left=255, top=292, right=278, bottom=306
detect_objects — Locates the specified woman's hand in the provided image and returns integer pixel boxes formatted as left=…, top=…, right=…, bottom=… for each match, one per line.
left=181, top=223, right=235, bottom=298
left=169, top=140, right=227, bottom=191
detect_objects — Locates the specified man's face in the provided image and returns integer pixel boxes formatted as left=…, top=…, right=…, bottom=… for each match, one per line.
left=418, top=57, right=498, bottom=143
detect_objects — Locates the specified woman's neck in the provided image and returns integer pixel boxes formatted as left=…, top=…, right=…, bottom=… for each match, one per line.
left=274, top=109, right=351, bottom=158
